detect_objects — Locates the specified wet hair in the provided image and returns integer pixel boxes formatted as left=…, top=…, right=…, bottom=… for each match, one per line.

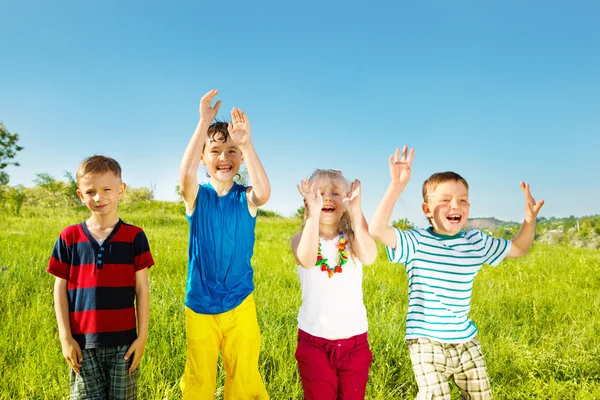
left=300, top=169, right=357, bottom=258
left=202, top=121, right=231, bottom=152
left=421, top=171, right=469, bottom=224
left=76, top=155, right=122, bottom=184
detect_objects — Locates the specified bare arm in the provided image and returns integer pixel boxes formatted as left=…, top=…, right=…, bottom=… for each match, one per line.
left=345, top=180, right=378, bottom=265
left=125, top=268, right=149, bottom=373
left=228, top=108, right=271, bottom=210
left=54, top=277, right=82, bottom=374
left=507, top=182, right=545, bottom=258
left=180, top=90, right=222, bottom=214
left=292, top=179, right=322, bottom=268
left=369, top=146, right=414, bottom=248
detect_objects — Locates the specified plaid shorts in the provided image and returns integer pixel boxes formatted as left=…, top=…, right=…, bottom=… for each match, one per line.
left=407, top=337, right=492, bottom=400
left=69, top=344, right=138, bottom=400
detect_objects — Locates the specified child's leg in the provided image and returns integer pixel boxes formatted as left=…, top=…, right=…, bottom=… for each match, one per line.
left=337, top=332, right=373, bottom=400
left=452, top=338, right=493, bottom=400
left=106, top=345, right=138, bottom=400
left=180, top=307, right=222, bottom=399
left=220, top=294, right=269, bottom=400
left=295, top=329, right=338, bottom=400
left=69, top=348, right=105, bottom=400
left=407, top=338, right=452, bottom=400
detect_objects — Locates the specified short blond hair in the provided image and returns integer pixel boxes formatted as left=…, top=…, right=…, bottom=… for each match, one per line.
left=422, top=171, right=469, bottom=202
left=76, top=155, right=122, bottom=183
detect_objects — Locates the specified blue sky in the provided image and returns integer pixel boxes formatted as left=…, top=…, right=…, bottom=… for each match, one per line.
left=1, top=0, right=599, bottom=226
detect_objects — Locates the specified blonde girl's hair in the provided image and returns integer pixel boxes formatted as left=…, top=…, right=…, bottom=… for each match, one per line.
left=300, top=169, right=357, bottom=258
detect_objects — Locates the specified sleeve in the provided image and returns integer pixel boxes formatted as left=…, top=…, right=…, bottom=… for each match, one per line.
left=133, top=230, right=154, bottom=271
left=385, top=228, right=420, bottom=264
left=479, top=230, right=512, bottom=267
left=46, top=231, right=71, bottom=280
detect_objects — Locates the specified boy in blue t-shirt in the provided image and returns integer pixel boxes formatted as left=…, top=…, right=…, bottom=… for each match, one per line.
left=178, top=89, right=271, bottom=399
left=369, top=146, right=544, bottom=400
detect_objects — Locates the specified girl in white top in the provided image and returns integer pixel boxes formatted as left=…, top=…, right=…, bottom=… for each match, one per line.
left=291, top=169, right=378, bottom=400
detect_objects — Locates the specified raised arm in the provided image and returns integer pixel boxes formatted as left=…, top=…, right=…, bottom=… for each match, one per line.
left=228, top=108, right=271, bottom=210
left=179, top=90, right=222, bottom=214
left=344, top=180, right=378, bottom=265
left=369, top=146, right=414, bottom=248
left=507, top=182, right=544, bottom=258
left=291, top=179, right=323, bottom=268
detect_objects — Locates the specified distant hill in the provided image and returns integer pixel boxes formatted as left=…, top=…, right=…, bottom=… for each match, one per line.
left=464, top=217, right=508, bottom=230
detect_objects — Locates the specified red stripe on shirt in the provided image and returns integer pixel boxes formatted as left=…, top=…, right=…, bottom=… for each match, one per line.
left=67, top=263, right=136, bottom=290
left=69, top=308, right=136, bottom=334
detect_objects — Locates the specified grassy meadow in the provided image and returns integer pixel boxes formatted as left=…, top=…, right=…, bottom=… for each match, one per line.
left=1, top=202, right=599, bottom=399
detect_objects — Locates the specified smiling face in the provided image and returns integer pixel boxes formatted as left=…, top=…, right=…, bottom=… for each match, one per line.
left=201, top=137, right=243, bottom=183
left=422, top=179, right=470, bottom=236
left=77, top=171, right=125, bottom=219
left=309, top=174, right=348, bottom=225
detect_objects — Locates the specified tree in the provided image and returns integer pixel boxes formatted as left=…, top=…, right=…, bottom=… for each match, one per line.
left=0, top=123, right=24, bottom=185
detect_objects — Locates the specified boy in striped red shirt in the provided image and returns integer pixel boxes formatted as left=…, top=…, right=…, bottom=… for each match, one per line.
left=47, top=155, right=154, bottom=399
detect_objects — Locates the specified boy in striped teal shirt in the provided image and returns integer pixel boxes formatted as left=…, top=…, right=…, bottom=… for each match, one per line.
left=369, top=146, right=544, bottom=400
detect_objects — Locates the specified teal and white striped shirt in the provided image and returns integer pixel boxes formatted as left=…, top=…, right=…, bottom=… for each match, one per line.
left=387, top=227, right=511, bottom=343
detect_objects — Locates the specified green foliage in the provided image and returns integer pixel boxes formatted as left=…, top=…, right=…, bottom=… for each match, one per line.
left=392, top=218, right=415, bottom=230
left=1, top=208, right=599, bottom=399
left=294, top=206, right=305, bottom=219
left=257, top=209, right=282, bottom=218
left=4, top=185, right=26, bottom=215
left=123, top=186, right=155, bottom=203
left=0, top=122, right=24, bottom=185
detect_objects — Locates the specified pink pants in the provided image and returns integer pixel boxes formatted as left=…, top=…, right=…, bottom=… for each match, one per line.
left=295, top=329, right=372, bottom=400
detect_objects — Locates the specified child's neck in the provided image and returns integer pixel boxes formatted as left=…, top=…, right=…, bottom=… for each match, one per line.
left=209, top=177, right=234, bottom=196
left=86, top=214, right=120, bottom=231
left=319, top=224, right=340, bottom=241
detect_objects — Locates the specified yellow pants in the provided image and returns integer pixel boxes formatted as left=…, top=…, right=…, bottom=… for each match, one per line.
left=180, top=294, right=269, bottom=400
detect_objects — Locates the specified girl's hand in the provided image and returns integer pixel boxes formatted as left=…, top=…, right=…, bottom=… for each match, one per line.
left=228, top=108, right=251, bottom=150
left=343, top=179, right=361, bottom=213
left=199, top=89, right=222, bottom=122
left=389, top=145, right=414, bottom=186
left=520, top=182, right=544, bottom=223
left=297, top=178, right=323, bottom=217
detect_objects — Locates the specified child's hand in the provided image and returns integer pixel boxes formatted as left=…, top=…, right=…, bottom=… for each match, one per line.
left=124, top=337, right=146, bottom=374
left=389, top=146, right=414, bottom=186
left=343, top=179, right=361, bottom=213
left=297, top=178, right=323, bottom=217
left=228, top=108, right=251, bottom=149
left=199, top=89, right=222, bottom=122
left=520, top=181, right=544, bottom=223
left=60, top=337, right=83, bottom=375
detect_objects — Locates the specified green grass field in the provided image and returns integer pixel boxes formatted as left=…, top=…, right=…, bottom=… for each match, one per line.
left=1, top=202, right=599, bottom=399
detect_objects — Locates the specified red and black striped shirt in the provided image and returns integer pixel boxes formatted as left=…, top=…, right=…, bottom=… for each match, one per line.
left=47, top=220, right=154, bottom=349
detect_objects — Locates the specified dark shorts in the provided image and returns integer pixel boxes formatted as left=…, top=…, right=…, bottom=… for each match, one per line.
left=69, top=345, right=138, bottom=400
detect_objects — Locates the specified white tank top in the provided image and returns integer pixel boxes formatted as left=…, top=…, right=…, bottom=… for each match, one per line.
left=297, top=237, right=368, bottom=339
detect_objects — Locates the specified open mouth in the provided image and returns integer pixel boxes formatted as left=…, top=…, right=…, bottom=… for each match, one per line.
left=322, top=205, right=335, bottom=213
left=216, top=165, right=232, bottom=172
left=447, top=214, right=462, bottom=223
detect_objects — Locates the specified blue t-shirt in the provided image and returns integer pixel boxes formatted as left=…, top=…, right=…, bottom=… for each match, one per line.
left=185, top=182, right=256, bottom=314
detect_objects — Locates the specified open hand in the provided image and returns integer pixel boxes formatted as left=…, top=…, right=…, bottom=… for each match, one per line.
left=297, top=178, right=323, bottom=216
left=61, top=337, right=83, bottom=375
left=199, top=89, right=222, bottom=122
left=124, top=337, right=146, bottom=374
left=228, top=108, right=251, bottom=149
left=520, top=182, right=544, bottom=223
left=343, top=179, right=361, bottom=212
left=389, top=146, right=414, bottom=186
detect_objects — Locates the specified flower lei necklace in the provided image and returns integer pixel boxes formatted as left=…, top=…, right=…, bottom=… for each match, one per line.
left=315, top=231, right=348, bottom=278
